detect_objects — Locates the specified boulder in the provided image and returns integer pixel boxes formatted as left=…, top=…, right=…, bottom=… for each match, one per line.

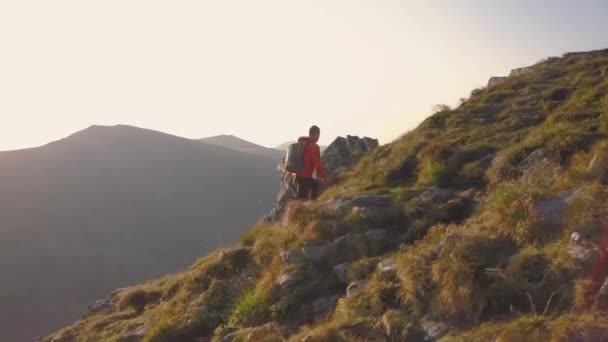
left=312, top=294, right=340, bottom=320
left=302, top=244, right=332, bottom=264
left=535, top=188, right=583, bottom=224
left=333, top=263, right=349, bottom=284
left=321, top=135, right=379, bottom=179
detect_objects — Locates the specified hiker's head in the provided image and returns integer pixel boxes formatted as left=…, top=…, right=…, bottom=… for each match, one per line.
left=309, top=125, right=320, bottom=143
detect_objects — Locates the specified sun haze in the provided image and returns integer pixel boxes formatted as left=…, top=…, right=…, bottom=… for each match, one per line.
left=1, top=0, right=607, bottom=150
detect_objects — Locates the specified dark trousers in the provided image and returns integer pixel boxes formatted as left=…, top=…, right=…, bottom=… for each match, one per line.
left=296, top=176, right=320, bottom=201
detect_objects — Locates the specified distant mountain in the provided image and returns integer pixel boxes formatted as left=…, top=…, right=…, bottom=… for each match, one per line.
left=200, top=135, right=283, bottom=160
left=0, top=125, right=279, bottom=342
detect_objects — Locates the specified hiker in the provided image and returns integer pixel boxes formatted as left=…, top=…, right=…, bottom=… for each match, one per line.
left=295, top=125, right=327, bottom=201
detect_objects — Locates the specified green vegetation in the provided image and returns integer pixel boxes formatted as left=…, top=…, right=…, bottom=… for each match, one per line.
left=46, top=49, right=608, bottom=342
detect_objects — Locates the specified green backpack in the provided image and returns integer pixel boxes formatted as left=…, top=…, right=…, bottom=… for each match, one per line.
left=284, top=141, right=306, bottom=173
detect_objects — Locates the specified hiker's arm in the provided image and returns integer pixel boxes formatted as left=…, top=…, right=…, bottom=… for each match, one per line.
left=313, top=145, right=327, bottom=181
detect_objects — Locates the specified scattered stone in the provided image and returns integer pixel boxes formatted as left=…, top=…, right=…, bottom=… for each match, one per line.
left=302, top=244, right=332, bottom=263
left=320, top=195, right=392, bottom=215
left=333, top=263, right=348, bottom=284
left=419, top=186, right=452, bottom=203
left=346, top=282, right=362, bottom=298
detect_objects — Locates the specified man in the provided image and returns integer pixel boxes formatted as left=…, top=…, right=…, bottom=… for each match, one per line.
left=295, top=125, right=327, bottom=200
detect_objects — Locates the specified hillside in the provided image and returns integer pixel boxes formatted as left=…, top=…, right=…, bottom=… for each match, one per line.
left=200, top=135, right=283, bottom=160
left=0, top=125, right=279, bottom=342
left=46, top=49, right=608, bottom=342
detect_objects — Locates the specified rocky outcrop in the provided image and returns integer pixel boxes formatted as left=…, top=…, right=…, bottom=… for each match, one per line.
left=487, top=76, right=508, bottom=87
left=263, top=135, right=379, bottom=222
left=321, top=135, right=379, bottom=179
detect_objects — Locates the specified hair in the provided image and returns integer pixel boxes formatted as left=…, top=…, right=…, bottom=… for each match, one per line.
left=309, top=125, right=320, bottom=136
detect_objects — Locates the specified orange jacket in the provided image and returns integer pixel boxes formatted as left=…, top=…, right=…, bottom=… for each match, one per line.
left=296, top=136, right=327, bottom=181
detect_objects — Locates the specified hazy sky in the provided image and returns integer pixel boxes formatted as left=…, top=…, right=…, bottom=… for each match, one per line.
left=1, top=0, right=607, bottom=150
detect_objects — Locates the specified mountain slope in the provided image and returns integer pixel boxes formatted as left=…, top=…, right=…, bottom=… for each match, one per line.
left=47, top=49, right=608, bottom=342
left=0, top=125, right=279, bottom=342
left=200, top=135, right=283, bottom=160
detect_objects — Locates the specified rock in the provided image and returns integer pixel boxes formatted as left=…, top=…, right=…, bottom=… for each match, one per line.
left=419, top=186, right=452, bottom=203
left=312, top=294, right=340, bottom=320
left=420, top=317, right=450, bottom=341
left=278, top=271, right=304, bottom=288
left=346, top=282, right=362, bottom=298
left=365, top=228, right=388, bottom=242
left=280, top=249, right=303, bottom=264
left=509, top=66, right=534, bottom=77
left=333, top=263, right=348, bottom=284
left=302, top=244, right=332, bottom=263
left=218, top=247, right=250, bottom=267
left=321, top=195, right=392, bottom=215
left=567, top=233, right=600, bottom=268
left=123, top=322, right=148, bottom=341
left=85, top=299, right=113, bottom=317
left=378, top=258, right=397, bottom=273
left=536, top=188, right=583, bottom=224
left=365, top=228, right=389, bottom=255
left=432, top=233, right=459, bottom=259
left=321, top=135, right=379, bottom=179
left=487, top=76, right=507, bottom=87
left=456, top=188, right=478, bottom=199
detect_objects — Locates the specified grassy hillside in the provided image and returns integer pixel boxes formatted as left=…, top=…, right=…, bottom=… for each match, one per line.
left=47, top=49, right=608, bottom=342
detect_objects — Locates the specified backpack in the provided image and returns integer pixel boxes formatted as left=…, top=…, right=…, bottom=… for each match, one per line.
left=284, top=141, right=307, bottom=173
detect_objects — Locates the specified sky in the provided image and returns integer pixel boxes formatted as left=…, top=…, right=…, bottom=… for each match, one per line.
left=1, top=0, right=608, bottom=151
